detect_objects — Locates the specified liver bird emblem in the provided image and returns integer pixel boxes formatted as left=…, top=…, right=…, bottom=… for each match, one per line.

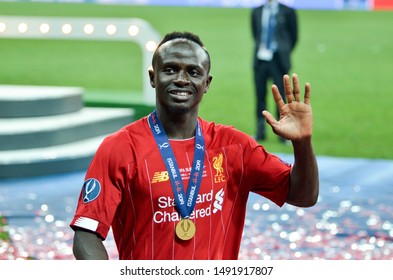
left=213, top=153, right=224, bottom=176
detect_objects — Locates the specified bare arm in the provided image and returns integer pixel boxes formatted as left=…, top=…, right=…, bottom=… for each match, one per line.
left=287, top=137, right=319, bottom=207
left=73, top=229, right=109, bottom=260
left=262, top=74, right=319, bottom=207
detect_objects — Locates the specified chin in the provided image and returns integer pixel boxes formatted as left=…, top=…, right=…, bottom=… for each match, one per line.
left=168, top=105, right=190, bottom=114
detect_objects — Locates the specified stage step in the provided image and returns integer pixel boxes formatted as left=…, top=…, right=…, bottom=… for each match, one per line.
left=0, top=136, right=106, bottom=178
left=0, top=85, right=84, bottom=118
left=0, top=85, right=135, bottom=178
left=0, top=107, right=133, bottom=150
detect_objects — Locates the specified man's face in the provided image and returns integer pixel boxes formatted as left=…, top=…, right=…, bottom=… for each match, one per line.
left=149, top=40, right=212, bottom=114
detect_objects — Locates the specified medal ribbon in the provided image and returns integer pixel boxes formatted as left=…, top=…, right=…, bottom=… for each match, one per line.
left=148, top=110, right=205, bottom=219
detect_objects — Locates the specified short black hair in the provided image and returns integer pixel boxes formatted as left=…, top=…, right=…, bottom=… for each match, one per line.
left=152, top=31, right=211, bottom=72
left=157, top=31, right=205, bottom=49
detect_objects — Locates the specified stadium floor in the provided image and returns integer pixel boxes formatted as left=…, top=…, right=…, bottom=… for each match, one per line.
left=0, top=154, right=392, bottom=260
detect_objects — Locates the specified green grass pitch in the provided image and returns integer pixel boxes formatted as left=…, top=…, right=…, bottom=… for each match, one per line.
left=0, top=2, right=392, bottom=159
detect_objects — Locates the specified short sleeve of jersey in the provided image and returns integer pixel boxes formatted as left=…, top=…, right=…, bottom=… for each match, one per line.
left=204, top=121, right=291, bottom=208
left=70, top=129, right=132, bottom=240
left=245, top=144, right=291, bottom=207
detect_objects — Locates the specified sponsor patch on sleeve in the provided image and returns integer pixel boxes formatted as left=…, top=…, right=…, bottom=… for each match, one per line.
left=82, top=178, right=101, bottom=203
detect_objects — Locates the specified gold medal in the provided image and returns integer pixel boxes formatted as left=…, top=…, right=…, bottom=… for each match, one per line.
left=175, top=219, right=196, bottom=241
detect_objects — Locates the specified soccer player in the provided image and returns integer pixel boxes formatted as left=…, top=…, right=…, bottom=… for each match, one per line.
left=70, top=31, right=319, bottom=260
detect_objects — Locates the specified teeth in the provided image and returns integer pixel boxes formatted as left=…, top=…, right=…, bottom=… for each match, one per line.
left=173, top=92, right=188, bottom=96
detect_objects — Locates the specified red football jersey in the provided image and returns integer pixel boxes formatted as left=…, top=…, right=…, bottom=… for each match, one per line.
left=70, top=115, right=291, bottom=259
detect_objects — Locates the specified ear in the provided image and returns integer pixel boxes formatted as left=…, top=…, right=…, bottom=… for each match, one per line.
left=148, top=69, right=155, bottom=88
left=204, top=75, right=213, bottom=93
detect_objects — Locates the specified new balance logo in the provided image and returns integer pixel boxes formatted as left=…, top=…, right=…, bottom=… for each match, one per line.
left=213, top=188, right=224, bottom=213
left=152, top=171, right=169, bottom=183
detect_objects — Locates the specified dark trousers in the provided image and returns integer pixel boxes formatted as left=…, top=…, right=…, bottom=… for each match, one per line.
left=253, top=53, right=287, bottom=139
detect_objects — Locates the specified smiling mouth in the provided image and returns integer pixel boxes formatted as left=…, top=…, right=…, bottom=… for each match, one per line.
left=169, top=91, right=192, bottom=98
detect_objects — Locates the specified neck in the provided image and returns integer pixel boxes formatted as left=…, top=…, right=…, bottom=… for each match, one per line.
left=155, top=109, right=198, bottom=139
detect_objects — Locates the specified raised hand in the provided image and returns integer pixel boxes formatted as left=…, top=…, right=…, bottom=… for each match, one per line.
left=262, top=73, right=313, bottom=142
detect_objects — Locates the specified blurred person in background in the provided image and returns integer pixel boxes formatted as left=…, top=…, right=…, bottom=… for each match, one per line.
left=251, top=0, right=298, bottom=142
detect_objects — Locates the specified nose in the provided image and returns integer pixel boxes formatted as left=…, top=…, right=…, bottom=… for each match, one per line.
left=173, top=70, right=190, bottom=86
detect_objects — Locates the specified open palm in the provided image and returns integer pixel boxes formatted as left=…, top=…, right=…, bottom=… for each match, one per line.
left=262, top=74, right=313, bottom=142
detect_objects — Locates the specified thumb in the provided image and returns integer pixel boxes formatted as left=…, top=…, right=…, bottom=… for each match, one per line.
left=262, top=110, right=277, bottom=127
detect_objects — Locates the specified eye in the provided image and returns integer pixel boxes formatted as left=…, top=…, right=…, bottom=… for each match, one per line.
left=189, top=69, right=201, bottom=77
left=163, top=67, right=176, bottom=74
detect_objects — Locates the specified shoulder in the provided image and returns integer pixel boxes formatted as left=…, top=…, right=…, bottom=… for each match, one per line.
left=252, top=5, right=263, bottom=14
left=199, top=118, right=257, bottom=146
left=90, top=117, right=152, bottom=170
left=98, top=117, right=148, bottom=152
left=199, top=117, right=236, bottom=134
left=279, top=3, right=296, bottom=13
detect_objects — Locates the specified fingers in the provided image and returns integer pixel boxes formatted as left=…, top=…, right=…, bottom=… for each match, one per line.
left=283, top=74, right=293, bottom=103
left=304, top=82, right=311, bottom=105
left=262, top=110, right=277, bottom=127
left=271, top=84, right=285, bottom=108
left=281, top=73, right=311, bottom=104
left=292, top=74, right=301, bottom=102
